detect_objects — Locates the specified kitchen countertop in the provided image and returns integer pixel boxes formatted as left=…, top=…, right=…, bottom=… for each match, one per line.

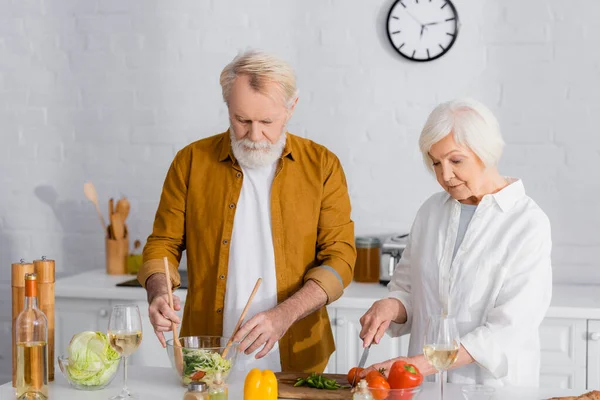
left=56, top=269, right=600, bottom=319
left=0, top=365, right=582, bottom=399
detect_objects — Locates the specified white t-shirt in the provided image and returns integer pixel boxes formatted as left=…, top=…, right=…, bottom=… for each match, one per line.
left=222, top=161, right=281, bottom=373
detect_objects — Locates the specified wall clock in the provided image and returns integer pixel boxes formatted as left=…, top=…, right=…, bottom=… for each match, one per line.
left=386, top=0, right=459, bottom=62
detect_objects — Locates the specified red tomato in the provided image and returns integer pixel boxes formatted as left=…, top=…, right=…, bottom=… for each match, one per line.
left=367, top=374, right=391, bottom=400
left=366, top=369, right=386, bottom=381
left=387, top=360, right=423, bottom=389
left=190, top=370, right=206, bottom=381
left=347, top=367, right=365, bottom=385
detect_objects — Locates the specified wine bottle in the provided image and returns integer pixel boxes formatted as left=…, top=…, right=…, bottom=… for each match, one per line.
left=15, top=273, right=49, bottom=400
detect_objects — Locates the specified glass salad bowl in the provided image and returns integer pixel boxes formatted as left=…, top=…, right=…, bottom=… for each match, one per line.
left=166, top=336, right=240, bottom=387
left=58, top=355, right=120, bottom=390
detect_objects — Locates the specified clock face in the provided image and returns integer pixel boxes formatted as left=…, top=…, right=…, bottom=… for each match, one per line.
left=386, top=0, right=459, bottom=62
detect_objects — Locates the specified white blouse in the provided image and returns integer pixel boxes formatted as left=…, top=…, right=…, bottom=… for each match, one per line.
left=387, top=178, right=552, bottom=387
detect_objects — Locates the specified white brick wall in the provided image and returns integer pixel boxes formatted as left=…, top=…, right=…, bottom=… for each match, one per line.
left=1, top=0, right=599, bottom=382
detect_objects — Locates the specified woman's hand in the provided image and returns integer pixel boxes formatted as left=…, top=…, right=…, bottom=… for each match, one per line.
left=359, top=357, right=408, bottom=378
left=359, top=298, right=404, bottom=347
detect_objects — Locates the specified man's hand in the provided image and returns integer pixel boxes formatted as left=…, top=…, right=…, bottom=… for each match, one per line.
left=146, top=273, right=181, bottom=348
left=233, top=307, right=293, bottom=359
left=359, top=298, right=405, bottom=348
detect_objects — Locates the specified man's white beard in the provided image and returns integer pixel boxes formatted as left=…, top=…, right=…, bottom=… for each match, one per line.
left=229, top=127, right=287, bottom=169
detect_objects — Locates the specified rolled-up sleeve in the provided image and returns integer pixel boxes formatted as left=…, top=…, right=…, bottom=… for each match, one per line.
left=460, top=218, right=552, bottom=379
left=137, top=150, right=189, bottom=289
left=305, top=154, right=355, bottom=304
left=387, top=232, right=414, bottom=337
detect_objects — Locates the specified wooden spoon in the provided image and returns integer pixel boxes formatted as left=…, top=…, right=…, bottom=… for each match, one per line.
left=164, top=257, right=183, bottom=374
left=111, top=213, right=124, bottom=240
left=83, top=182, right=107, bottom=232
left=222, top=277, right=262, bottom=359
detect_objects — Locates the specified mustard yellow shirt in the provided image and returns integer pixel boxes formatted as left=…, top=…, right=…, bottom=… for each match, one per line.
left=138, top=131, right=356, bottom=372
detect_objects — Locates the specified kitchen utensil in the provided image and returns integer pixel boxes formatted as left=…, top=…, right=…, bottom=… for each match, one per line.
left=380, top=234, right=408, bottom=285
left=164, top=257, right=183, bottom=374
left=105, top=236, right=128, bottom=275
left=109, top=198, right=115, bottom=217
left=33, top=257, right=55, bottom=382
left=116, top=197, right=130, bottom=222
left=351, top=344, right=371, bottom=387
left=276, top=373, right=351, bottom=399
left=111, top=213, right=125, bottom=240
left=165, top=336, right=239, bottom=388
left=221, top=277, right=262, bottom=359
left=83, top=182, right=107, bottom=232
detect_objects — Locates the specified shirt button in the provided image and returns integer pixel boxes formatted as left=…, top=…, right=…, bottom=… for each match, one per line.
left=236, top=172, right=242, bottom=178
left=229, top=203, right=235, bottom=209
left=219, top=275, right=225, bottom=280
left=222, top=239, right=228, bottom=245
left=217, top=308, right=222, bottom=313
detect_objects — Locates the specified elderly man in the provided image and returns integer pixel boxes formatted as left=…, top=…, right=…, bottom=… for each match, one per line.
left=138, top=50, right=356, bottom=373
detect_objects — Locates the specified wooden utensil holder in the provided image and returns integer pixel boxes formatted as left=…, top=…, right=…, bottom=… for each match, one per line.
left=11, top=260, right=34, bottom=387
left=33, top=257, right=55, bottom=382
left=106, top=234, right=129, bottom=275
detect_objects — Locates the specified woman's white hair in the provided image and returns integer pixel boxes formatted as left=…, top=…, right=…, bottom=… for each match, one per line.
left=419, top=98, right=505, bottom=172
left=219, top=49, right=298, bottom=108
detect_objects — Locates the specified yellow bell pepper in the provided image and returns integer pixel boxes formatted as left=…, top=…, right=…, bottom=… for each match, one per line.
left=244, top=368, right=278, bottom=400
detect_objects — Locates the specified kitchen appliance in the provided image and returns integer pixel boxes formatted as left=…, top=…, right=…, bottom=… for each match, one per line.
left=380, top=234, right=408, bottom=285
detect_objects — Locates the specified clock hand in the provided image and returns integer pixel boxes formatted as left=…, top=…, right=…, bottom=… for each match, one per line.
left=404, top=9, right=425, bottom=26
left=424, top=21, right=442, bottom=26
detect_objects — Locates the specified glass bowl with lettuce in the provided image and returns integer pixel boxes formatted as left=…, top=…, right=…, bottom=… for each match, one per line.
left=166, top=336, right=239, bottom=387
left=58, top=331, right=121, bottom=390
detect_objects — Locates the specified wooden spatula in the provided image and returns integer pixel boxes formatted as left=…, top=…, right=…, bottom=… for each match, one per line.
left=163, top=257, right=183, bottom=374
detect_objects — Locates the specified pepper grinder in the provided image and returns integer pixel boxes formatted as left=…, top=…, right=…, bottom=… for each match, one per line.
left=33, top=256, right=55, bottom=381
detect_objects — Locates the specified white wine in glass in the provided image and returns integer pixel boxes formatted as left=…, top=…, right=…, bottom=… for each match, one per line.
left=423, top=314, right=460, bottom=400
left=108, top=305, right=143, bottom=400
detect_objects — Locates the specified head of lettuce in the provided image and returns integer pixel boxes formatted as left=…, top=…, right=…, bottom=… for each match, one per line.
left=63, top=331, right=121, bottom=387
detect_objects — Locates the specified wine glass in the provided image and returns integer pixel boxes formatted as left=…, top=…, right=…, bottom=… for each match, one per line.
left=423, top=314, right=460, bottom=400
left=107, top=304, right=143, bottom=399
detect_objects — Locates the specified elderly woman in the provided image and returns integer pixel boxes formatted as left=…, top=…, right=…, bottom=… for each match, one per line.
left=359, top=98, right=552, bottom=387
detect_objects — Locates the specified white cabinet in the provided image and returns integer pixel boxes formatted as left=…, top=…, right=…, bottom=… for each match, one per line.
left=328, top=307, right=409, bottom=375
left=539, top=318, right=587, bottom=390
left=586, top=320, right=600, bottom=389
left=55, top=298, right=180, bottom=369
left=55, top=298, right=112, bottom=358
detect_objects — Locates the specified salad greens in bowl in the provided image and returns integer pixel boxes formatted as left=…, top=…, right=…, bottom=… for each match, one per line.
left=58, top=331, right=121, bottom=390
left=166, top=336, right=239, bottom=387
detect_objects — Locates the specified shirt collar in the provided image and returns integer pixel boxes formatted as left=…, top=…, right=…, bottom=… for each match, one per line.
left=218, top=130, right=296, bottom=163
left=488, top=177, right=525, bottom=212
left=444, top=177, right=526, bottom=212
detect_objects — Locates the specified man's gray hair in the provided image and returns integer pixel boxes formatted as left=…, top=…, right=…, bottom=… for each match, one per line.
left=419, top=98, right=505, bottom=172
left=219, top=49, right=298, bottom=108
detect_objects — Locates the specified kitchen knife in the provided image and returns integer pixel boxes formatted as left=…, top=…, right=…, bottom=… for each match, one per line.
left=352, top=344, right=371, bottom=387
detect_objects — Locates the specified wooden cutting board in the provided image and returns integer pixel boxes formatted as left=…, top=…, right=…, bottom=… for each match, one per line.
left=276, top=372, right=352, bottom=399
